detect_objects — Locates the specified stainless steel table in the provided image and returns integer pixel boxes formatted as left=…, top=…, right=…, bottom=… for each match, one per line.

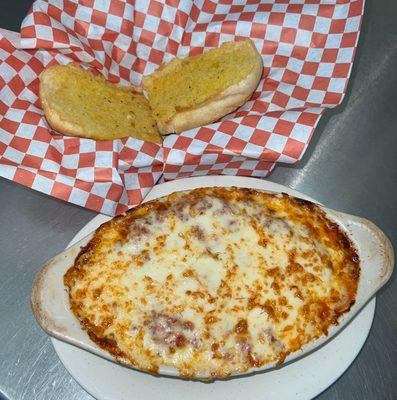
left=0, top=1, right=396, bottom=399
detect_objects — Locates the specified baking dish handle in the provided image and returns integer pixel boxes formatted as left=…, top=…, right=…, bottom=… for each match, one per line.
left=337, top=212, right=394, bottom=302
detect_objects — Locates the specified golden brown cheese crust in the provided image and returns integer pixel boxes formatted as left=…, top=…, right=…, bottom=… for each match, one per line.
left=64, top=187, right=359, bottom=378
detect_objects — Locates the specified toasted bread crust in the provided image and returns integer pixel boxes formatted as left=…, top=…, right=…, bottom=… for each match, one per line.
left=144, top=40, right=263, bottom=134
left=39, top=64, right=162, bottom=143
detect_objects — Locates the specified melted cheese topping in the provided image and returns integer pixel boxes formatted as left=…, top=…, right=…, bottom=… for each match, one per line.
left=64, top=188, right=359, bottom=378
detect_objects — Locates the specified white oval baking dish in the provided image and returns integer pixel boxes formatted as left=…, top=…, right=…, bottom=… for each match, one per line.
left=31, top=176, right=394, bottom=379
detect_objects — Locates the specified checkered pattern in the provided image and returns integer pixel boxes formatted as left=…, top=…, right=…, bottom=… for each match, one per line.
left=162, top=0, right=364, bottom=178
left=0, top=1, right=364, bottom=215
left=0, top=30, right=162, bottom=215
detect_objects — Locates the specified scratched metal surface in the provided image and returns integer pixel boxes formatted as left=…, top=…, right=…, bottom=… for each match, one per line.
left=0, top=1, right=396, bottom=399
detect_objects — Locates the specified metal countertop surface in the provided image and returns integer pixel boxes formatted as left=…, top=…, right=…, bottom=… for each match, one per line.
left=0, top=1, right=396, bottom=399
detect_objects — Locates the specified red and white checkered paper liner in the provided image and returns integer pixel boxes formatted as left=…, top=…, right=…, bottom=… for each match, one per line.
left=0, top=0, right=364, bottom=215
